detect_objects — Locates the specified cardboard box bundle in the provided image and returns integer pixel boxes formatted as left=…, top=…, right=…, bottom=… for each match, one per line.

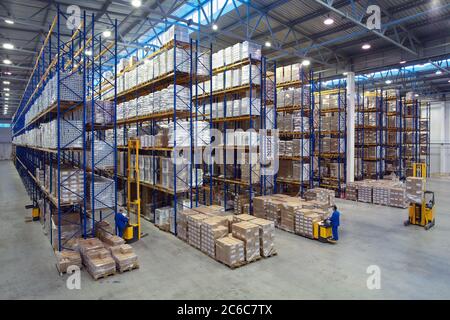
left=176, top=208, right=198, bottom=241
left=55, top=250, right=82, bottom=273
left=251, top=218, right=276, bottom=257
left=280, top=199, right=303, bottom=232
left=84, top=247, right=116, bottom=279
left=215, top=236, right=245, bottom=268
left=406, top=177, right=424, bottom=204
left=252, top=195, right=269, bottom=219
left=346, top=182, right=359, bottom=201
left=304, top=188, right=335, bottom=206
left=155, top=206, right=174, bottom=233
left=373, top=184, right=390, bottom=206
left=389, top=187, right=407, bottom=208
left=232, top=221, right=261, bottom=262
left=265, top=198, right=284, bottom=226
left=358, top=183, right=373, bottom=203
left=188, top=214, right=207, bottom=249
left=294, top=209, right=322, bottom=238
left=200, top=217, right=229, bottom=258
left=109, top=244, right=139, bottom=272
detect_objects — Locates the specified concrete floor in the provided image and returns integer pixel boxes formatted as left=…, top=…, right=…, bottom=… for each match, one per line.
left=1, top=159, right=450, bottom=299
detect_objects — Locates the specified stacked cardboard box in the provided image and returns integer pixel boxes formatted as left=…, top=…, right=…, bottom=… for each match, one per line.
left=265, top=198, right=284, bottom=226
left=389, top=187, right=407, bottom=208
left=109, top=244, right=139, bottom=272
left=77, top=238, right=116, bottom=279
left=294, top=210, right=322, bottom=238
left=406, top=177, right=424, bottom=204
left=200, top=217, right=229, bottom=258
left=280, top=199, right=303, bottom=232
left=187, top=214, right=207, bottom=249
left=304, top=188, right=335, bottom=206
left=215, top=236, right=245, bottom=268
left=373, top=184, right=390, bottom=205
left=358, top=183, right=373, bottom=203
left=176, top=209, right=197, bottom=241
left=55, top=250, right=82, bottom=274
left=250, top=218, right=276, bottom=257
left=346, top=182, right=359, bottom=201
left=232, top=222, right=261, bottom=262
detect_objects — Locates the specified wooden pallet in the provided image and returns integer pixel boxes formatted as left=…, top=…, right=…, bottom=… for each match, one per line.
left=262, top=251, right=278, bottom=259
left=118, top=263, right=140, bottom=274
left=89, top=269, right=116, bottom=281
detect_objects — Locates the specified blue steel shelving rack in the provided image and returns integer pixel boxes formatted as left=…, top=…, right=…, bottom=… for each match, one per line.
left=315, top=79, right=347, bottom=197
left=276, top=66, right=314, bottom=196
left=113, top=36, right=210, bottom=235
left=12, top=8, right=118, bottom=251
left=198, top=52, right=267, bottom=213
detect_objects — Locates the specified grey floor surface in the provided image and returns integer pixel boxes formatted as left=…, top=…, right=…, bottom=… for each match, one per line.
left=1, top=160, right=449, bottom=299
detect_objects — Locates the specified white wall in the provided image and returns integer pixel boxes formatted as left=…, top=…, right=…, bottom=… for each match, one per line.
left=0, top=127, right=12, bottom=160
left=426, top=101, right=450, bottom=174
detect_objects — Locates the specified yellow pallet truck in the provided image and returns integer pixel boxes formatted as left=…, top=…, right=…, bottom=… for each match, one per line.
left=404, top=163, right=435, bottom=230
left=313, top=220, right=336, bottom=244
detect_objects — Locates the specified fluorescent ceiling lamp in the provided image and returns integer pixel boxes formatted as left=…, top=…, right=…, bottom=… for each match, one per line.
left=3, top=81, right=10, bottom=85
left=131, top=0, right=142, bottom=7
left=2, top=43, right=14, bottom=50
left=385, top=80, right=392, bottom=84
left=301, top=59, right=311, bottom=66
left=435, top=70, right=442, bottom=75
left=4, top=19, right=14, bottom=25
left=4, top=93, right=10, bottom=96
left=324, top=17, right=334, bottom=25
left=212, top=24, right=218, bottom=31
left=102, top=30, right=111, bottom=38
left=4, top=88, right=10, bottom=91
left=343, top=72, right=348, bottom=76
left=3, top=59, right=12, bottom=65
left=4, top=72, right=12, bottom=75
left=265, top=41, right=271, bottom=47
left=362, top=43, right=371, bottom=50
left=400, top=60, right=406, bottom=64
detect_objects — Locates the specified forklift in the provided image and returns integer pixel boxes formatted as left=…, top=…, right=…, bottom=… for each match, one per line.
left=404, top=163, right=435, bottom=230
left=313, top=220, right=336, bottom=244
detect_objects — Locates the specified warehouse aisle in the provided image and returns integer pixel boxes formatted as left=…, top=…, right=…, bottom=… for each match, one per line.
left=1, top=159, right=450, bottom=299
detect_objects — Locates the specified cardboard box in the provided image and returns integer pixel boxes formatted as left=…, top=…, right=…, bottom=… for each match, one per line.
left=215, top=236, right=245, bottom=268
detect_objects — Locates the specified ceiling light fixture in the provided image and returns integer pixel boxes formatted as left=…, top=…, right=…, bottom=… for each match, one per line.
left=265, top=41, right=271, bottom=48
left=324, top=16, right=334, bottom=25
left=2, top=43, right=14, bottom=50
left=415, top=94, right=419, bottom=97
left=4, top=88, right=10, bottom=91
left=385, top=80, right=392, bottom=84
left=4, top=72, right=12, bottom=75
left=301, top=59, right=311, bottom=66
left=85, top=50, right=92, bottom=56
left=5, top=93, right=10, bottom=96
left=212, top=24, right=218, bottom=31
left=4, top=97, right=8, bottom=100
left=3, top=81, right=10, bottom=85
left=362, top=43, right=371, bottom=50
left=435, top=70, right=442, bottom=75
left=3, top=59, right=12, bottom=65
left=131, top=0, right=142, bottom=7
left=102, top=30, right=111, bottom=38
left=400, top=60, right=406, bottom=64
left=343, top=72, right=348, bottom=76
left=4, top=19, right=14, bottom=25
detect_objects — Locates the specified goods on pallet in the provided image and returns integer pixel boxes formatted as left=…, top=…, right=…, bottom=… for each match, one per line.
left=265, top=198, right=284, bottom=226
left=250, top=218, right=276, bottom=257
left=280, top=199, right=303, bottom=232
left=87, top=139, right=114, bottom=169
left=346, top=182, right=359, bottom=201
left=294, top=210, right=322, bottom=238
left=200, top=217, right=229, bottom=257
left=84, top=248, right=116, bottom=280
left=389, top=187, right=407, bottom=208
left=78, top=238, right=104, bottom=259
left=358, top=183, right=373, bottom=203
left=215, top=236, right=245, bottom=268
left=109, top=244, right=139, bottom=272
left=155, top=206, right=174, bottom=232
left=87, top=100, right=114, bottom=124
left=253, top=196, right=268, bottom=219
left=232, top=221, right=261, bottom=262
left=55, top=250, right=82, bottom=274
left=305, top=188, right=335, bottom=206
left=187, top=214, right=208, bottom=249
left=45, top=165, right=83, bottom=203
left=406, top=177, right=424, bottom=204
left=176, top=209, right=198, bottom=241
left=233, top=214, right=255, bottom=223
left=373, top=185, right=390, bottom=205
left=168, top=120, right=210, bottom=147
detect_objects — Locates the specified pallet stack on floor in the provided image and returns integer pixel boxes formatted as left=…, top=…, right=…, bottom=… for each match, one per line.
left=175, top=205, right=276, bottom=269
left=346, top=177, right=407, bottom=208
left=252, top=188, right=334, bottom=240
left=55, top=221, right=139, bottom=280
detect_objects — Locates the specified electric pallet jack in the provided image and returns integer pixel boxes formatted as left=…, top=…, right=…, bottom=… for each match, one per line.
left=313, top=220, right=336, bottom=244
left=404, top=163, right=435, bottom=230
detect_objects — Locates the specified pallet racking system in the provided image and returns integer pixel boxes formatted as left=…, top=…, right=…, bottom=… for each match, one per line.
left=11, top=8, right=118, bottom=251
left=314, top=79, right=347, bottom=197
left=275, top=65, right=314, bottom=196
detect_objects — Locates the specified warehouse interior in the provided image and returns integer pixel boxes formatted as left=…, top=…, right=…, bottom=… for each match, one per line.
left=1, top=0, right=450, bottom=300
